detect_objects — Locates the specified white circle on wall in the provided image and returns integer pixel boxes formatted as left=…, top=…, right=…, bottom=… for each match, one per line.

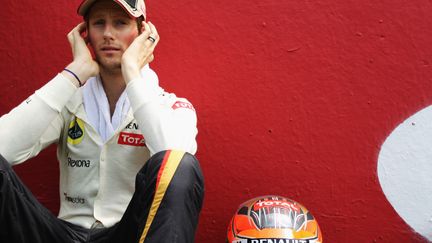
left=378, top=105, right=432, bottom=240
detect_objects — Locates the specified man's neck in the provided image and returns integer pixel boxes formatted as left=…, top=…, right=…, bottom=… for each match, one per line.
left=99, top=68, right=126, bottom=117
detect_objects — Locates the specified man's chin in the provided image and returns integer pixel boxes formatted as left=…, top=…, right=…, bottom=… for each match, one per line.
left=97, top=61, right=122, bottom=72
left=94, top=55, right=121, bottom=70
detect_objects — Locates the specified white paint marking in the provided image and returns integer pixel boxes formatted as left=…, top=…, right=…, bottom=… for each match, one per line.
left=378, top=105, right=432, bottom=240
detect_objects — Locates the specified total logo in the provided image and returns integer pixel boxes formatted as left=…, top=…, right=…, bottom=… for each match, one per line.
left=233, top=240, right=311, bottom=243
left=172, top=101, right=195, bottom=111
left=253, top=200, right=300, bottom=212
left=118, top=132, right=146, bottom=147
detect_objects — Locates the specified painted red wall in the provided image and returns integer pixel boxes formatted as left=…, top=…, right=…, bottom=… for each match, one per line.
left=1, top=0, right=432, bottom=242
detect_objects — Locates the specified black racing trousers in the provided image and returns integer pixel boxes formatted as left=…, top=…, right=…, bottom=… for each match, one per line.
left=0, top=150, right=204, bottom=243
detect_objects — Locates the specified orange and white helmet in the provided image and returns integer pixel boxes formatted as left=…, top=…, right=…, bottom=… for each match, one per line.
left=227, top=195, right=323, bottom=243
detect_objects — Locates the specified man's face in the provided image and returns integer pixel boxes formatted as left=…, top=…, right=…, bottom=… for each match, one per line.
left=88, top=0, right=139, bottom=71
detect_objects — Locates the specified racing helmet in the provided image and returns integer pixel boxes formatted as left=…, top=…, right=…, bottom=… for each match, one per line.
left=227, top=195, right=323, bottom=243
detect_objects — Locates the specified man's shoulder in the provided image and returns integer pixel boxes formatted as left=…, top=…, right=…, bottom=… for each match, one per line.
left=64, top=89, right=84, bottom=114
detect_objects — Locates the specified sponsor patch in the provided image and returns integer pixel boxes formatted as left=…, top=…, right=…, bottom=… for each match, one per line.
left=125, top=122, right=139, bottom=130
left=172, top=101, right=195, bottom=111
left=64, top=192, right=85, bottom=204
left=67, top=157, right=91, bottom=168
left=253, top=200, right=300, bottom=212
left=234, top=240, right=311, bottom=243
left=118, top=132, right=146, bottom=147
left=67, top=118, right=85, bottom=145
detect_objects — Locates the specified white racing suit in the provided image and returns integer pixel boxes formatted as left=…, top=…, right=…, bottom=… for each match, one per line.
left=0, top=67, right=204, bottom=242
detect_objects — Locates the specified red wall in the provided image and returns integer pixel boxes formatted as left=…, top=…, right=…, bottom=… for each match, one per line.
left=1, top=0, right=432, bottom=242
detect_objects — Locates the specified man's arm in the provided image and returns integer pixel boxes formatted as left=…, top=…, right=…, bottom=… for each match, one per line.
left=121, top=22, right=197, bottom=155
left=0, top=23, right=99, bottom=164
left=0, top=75, right=76, bottom=164
left=126, top=71, right=198, bottom=155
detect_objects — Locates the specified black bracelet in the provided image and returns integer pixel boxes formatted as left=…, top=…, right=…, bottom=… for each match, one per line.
left=63, top=68, right=83, bottom=87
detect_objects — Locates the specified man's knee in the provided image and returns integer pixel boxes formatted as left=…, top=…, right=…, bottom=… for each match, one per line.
left=169, top=152, right=204, bottom=207
left=144, top=150, right=202, bottom=176
left=176, top=152, right=204, bottom=186
left=139, top=150, right=204, bottom=195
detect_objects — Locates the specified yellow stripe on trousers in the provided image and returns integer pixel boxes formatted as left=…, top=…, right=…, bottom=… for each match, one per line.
left=139, top=150, right=185, bottom=243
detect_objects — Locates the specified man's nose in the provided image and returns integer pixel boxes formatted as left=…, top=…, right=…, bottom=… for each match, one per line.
left=103, top=25, right=114, bottom=39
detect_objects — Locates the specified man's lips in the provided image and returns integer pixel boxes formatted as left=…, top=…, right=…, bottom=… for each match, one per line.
left=100, top=46, right=121, bottom=54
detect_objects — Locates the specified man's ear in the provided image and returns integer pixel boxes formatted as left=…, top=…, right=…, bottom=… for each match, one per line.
left=80, top=22, right=90, bottom=44
left=137, top=16, right=145, bottom=33
left=84, top=34, right=90, bottom=45
left=140, top=21, right=146, bottom=34
left=85, top=34, right=96, bottom=59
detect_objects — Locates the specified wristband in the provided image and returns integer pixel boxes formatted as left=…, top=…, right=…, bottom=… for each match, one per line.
left=63, top=68, right=83, bottom=87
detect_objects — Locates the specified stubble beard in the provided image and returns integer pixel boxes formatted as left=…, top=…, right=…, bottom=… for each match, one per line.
left=95, top=54, right=122, bottom=73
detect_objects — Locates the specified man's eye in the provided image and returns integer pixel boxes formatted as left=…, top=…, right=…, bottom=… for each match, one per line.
left=93, top=20, right=104, bottom=25
left=116, top=20, right=127, bottom=25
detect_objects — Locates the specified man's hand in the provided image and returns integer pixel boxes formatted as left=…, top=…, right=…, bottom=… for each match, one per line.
left=62, top=23, right=99, bottom=87
left=121, top=21, right=159, bottom=84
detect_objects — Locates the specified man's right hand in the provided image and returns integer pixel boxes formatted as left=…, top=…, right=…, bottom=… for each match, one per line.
left=62, top=22, right=99, bottom=87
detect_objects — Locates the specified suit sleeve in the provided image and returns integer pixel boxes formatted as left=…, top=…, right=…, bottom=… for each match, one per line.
left=0, top=74, right=77, bottom=165
left=125, top=70, right=198, bottom=156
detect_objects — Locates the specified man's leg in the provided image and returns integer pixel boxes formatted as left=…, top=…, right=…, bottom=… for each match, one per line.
left=92, top=150, right=204, bottom=243
left=0, top=154, right=86, bottom=243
